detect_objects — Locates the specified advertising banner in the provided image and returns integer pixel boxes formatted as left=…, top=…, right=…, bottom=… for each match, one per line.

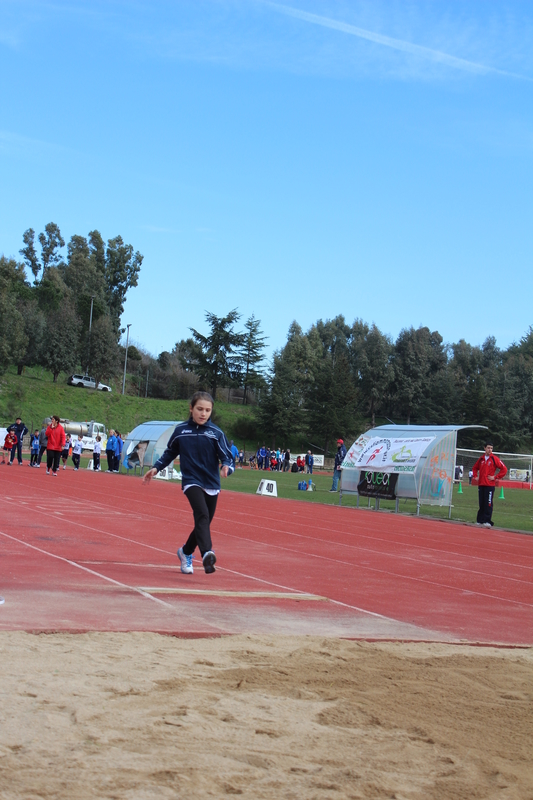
left=357, top=471, right=398, bottom=499
left=350, top=436, right=435, bottom=473
left=342, top=434, right=372, bottom=468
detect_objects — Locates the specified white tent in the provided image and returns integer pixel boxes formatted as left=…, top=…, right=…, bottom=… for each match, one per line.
left=122, top=420, right=183, bottom=475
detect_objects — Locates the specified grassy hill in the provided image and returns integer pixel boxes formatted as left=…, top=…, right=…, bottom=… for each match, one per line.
left=0, top=367, right=260, bottom=448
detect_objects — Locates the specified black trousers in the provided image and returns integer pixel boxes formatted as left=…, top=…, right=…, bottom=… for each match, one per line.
left=182, top=486, right=218, bottom=557
left=46, top=450, right=61, bottom=473
left=93, top=453, right=100, bottom=470
left=106, top=450, right=115, bottom=471
left=72, top=453, right=81, bottom=469
left=38, top=445, right=46, bottom=464
left=477, top=485, right=494, bottom=525
left=10, top=442, right=22, bottom=464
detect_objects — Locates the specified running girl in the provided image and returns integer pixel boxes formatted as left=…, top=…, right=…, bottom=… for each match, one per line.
left=142, top=391, right=234, bottom=574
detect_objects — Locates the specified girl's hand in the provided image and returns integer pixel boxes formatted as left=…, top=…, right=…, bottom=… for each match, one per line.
left=220, top=466, right=230, bottom=478
left=143, top=468, right=157, bottom=484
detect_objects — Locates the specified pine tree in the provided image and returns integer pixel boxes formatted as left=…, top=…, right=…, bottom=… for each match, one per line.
left=189, top=309, right=244, bottom=396
left=238, top=314, right=267, bottom=404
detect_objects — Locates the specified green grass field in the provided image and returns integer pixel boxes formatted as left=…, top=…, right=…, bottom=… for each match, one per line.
left=0, top=367, right=258, bottom=447
left=221, top=471, right=533, bottom=533
left=57, top=455, right=533, bottom=535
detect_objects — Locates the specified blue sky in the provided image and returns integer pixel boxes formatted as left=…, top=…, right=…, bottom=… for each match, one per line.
left=1, top=0, right=532, bottom=361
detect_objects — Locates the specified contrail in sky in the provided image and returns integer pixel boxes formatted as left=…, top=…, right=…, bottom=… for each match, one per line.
left=263, top=1, right=530, bottom=80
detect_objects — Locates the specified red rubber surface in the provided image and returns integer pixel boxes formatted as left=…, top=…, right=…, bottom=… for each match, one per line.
left=1, top=466, right=532, bottom=644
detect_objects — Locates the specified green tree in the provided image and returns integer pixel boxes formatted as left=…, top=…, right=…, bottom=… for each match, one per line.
left=306, top=316, right=359, bottom=453
left=16, top=298, right=46, bottom=375
left=189, top=309, right=244, bottom=396
left=356, top=323, right=394, bottom=427
left=0, top=257, right=29, bottom=373
left=19, top=228, right=41, bottom=280
left=238, top=314, right=267, bottom=404
left=88, top=230, right=106, bottom=276
left=392, top=327, right=446, bottom=424
left=259, top=322, right=316, bottom=445
left=41, top=305, right=81, bottom=381
left=105, top=236, right=143, bottom=333
left=89, top=315, right=120, bottom=390
left=38, top=222, right=65, bottom=274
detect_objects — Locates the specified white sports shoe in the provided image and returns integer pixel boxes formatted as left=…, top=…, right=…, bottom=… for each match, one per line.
left=177, top=547, right=194, bottom=574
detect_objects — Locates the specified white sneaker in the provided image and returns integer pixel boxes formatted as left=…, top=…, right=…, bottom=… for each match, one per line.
left=177, top=547, right=194, bottom=574
left=63, top=465, right=66, bottom=470
left=483, top=522, right=492, bottom=528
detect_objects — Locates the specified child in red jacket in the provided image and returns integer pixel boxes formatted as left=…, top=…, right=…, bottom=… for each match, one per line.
left=2, top=432, right=17, bottom=464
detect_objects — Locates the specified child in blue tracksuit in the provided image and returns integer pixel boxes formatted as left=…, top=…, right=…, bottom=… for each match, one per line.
left=143, top=391, right=234, bottom=575
left=30, top=431, right=40, bottom=466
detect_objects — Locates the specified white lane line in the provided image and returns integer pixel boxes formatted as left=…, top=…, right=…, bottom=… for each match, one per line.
left=0, top=530, right=173, bottom=609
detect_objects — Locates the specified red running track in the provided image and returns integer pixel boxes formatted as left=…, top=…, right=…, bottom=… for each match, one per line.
left=1, top=466, right=532, bottom=644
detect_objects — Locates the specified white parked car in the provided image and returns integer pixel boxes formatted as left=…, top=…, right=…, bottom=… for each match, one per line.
left=67, top=374, right=112, bottom=392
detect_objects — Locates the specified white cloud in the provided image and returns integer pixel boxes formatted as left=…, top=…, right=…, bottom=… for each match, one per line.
left=262, top=1, right=532, bottom=80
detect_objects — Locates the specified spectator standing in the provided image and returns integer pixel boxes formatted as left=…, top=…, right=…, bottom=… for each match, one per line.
left=472, top=441, right=507, bottom=527
left=7, top=417, right=28, bottom=465
left=61, top=434, right=72, bottom=470
left=93, top=435, right=102, bottom=471
left=71, top=435, right=83, bottom=470
left=2, top=431, right=17, bottom=464
left=45, top=416, right=66, bottom=476
left=330, top=439, right=347, bottom=492
left=29, top=430, right=40, bottom=466
left=306, top=451, right=314, bottom=474
left=230, top=440, right=239, bottom=466
left=238, top=449, right=244, bottom=468
left=283, top=448, right=291, bottom=472
left=37, top=423, right=48, bottom=467
left=468, top=469, right=474, bottom=485
left=115, top=431, right=123, bottom=472
left=106, top=430, right=117, bottom=472
left=258, top=445, right=266, bottom=470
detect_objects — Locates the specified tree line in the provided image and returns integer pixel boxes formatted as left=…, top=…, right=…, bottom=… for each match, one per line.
left=2, top=227, right=532, bottom=454
left=258, top=317, right=533, bottom=455
left=1, top=222, right=142, bottom=388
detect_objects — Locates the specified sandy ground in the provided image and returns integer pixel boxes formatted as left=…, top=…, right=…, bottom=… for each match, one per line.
left=0, top=633, right=532, bottom=800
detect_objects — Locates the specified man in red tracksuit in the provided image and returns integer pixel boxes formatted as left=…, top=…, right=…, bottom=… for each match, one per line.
left=472, top=441, right=507, bottom=527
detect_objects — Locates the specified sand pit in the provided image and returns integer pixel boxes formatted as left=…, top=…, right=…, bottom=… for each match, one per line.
left=1, top=633, right=532, bottom=799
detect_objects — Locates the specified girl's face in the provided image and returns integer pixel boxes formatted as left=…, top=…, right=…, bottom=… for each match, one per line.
left=190, top=400, right=213, bottom=426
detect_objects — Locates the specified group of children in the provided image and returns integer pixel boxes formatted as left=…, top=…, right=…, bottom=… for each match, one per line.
left=2, top=425, right=105, bottom=473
